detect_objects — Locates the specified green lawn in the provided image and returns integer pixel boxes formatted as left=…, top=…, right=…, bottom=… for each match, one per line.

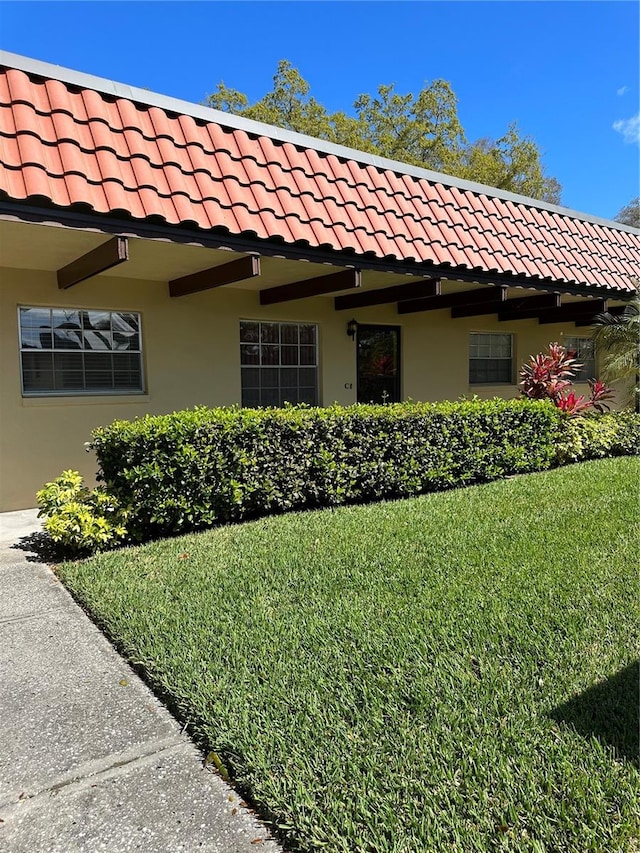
left=58, top=458, right=640, bottom=852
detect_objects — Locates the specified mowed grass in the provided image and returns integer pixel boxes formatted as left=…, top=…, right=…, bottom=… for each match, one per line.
left=58, top=458, right=640, bottom=852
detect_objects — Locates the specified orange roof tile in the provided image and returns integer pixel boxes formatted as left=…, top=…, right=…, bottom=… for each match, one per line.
left=0, top=53, right=638, bottom=294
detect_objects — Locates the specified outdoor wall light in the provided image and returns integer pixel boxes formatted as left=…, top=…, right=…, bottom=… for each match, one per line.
left=347, top=319, right=358, bottom=340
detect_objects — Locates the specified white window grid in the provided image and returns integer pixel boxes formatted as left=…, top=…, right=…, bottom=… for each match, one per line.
left=240, top=320, right=319, bottom=407
left=469, top=332, right=514, bottom=385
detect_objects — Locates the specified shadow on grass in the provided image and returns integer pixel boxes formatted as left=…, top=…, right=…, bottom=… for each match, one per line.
left=550, top=661, right=639, bottom=766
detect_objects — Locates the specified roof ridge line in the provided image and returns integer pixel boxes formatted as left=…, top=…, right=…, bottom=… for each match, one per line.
left=1, top=49, right=638, bottom=236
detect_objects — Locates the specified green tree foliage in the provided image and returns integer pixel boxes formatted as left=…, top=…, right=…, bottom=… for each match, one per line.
left=615, top=197, right=640, bottom=228
left=353, top=80, right=464, bottom=172
left=456, top=125, right=562, bottom=203
left=211, top=62, right=366, bottom=149
left=207, top=60, right=561, bottom=203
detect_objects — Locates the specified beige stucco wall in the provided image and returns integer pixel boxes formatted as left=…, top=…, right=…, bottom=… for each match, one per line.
left=0, top=266, right=602, bottom=510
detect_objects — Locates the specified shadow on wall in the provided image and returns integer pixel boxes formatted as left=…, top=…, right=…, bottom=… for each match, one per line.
left=549, top=661, right=639, bottom=766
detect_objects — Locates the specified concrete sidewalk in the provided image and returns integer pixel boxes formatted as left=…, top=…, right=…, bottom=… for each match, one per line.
left=0, top=510, right=281, bottom=852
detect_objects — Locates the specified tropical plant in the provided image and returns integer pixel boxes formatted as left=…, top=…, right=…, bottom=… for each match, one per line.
left=520, top=342, right=614, bottom=416
left=37, top=469, right=129, bottom=553
left=592, top=293, right=640, bottom=411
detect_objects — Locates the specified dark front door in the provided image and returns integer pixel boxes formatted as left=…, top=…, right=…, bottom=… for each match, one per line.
left=356, top=324, right=401, bottom=404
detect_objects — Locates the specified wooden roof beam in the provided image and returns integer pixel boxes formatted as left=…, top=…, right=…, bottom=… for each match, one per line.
left=495, top=292, right=562, bottom=321
left=452, top=291, right=560, bottom=319
left=170, top=255, right=260, bottom=297
left=574, top=304, right=627, bottom=326
left=260, top=268, right=361, bottom=305
left=599, top=304, right=629, bottom=316
left=538, top=298, right=607, bottom=325
left=334, top=278, right=440, bottom=311
left=397, top=286, right=507, bottom=315
left=57, top=236, right=128, bottom=289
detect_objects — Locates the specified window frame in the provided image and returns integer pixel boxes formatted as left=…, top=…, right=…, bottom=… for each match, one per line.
left=563, top=335, right=596, bottom=383
left=468, top=331, right=514, bottom=386
left=239, top=319, right=320, bottom=408
left=18, top=305, right=146, bottom=398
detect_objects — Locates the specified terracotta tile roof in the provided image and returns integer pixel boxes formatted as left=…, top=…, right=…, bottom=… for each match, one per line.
left=0, top=54, right=638, bottom=294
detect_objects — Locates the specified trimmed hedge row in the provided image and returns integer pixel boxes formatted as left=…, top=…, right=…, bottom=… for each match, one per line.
left=92, top=399, right=561, bottom=541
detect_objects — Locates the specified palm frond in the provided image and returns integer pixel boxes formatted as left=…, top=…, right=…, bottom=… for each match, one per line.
left=592, top=292, right=640, bottom=410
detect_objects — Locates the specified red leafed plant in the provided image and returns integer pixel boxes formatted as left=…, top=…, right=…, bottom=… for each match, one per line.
left=520, top=343, right=614, bottom=416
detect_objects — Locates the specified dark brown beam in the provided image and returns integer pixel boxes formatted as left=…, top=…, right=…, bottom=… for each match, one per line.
left=334, top=278, right=440, bottom=311
left=397, top=286, right=507, bottom=315
left=538, top=298, right=607, bottom=325
left=57, top=236, right=128, bottom=289
left=260, top=268, right=361, bottom=305
left=496, top=292, right=562, bottom=322
left=574, top=304, right=629, bottom=326
left=169, top=255, right=260, bottom=297
left=452, top=290, right=554, bottom=319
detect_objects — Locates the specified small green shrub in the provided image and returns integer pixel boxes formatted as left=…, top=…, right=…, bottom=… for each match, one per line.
left=555, top=411, right=640, bottom=464
left=90, top=399, right=560, bottom=542
left=37, top=470, right=128, bottom=554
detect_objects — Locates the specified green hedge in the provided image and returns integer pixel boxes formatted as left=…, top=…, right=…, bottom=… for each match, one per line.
left=91, top=399, right=560, bottom=541
left=555, top=411, right=640, bottom=464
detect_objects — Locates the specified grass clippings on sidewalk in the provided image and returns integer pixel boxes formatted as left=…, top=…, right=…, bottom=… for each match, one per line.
left=58, top=457, right=640, bottom=853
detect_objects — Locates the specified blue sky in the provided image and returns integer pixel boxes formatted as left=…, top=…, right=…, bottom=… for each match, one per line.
left=1, top=1, right=638, bottom=220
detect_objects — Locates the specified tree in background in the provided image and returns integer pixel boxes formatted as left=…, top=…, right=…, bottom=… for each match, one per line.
left=207, top=60, right=561, bottom=204
left=209, top=62, right=367, bottom=150
left=615, top=197, right=640, bottom=228
left=455, top=125, right=561, bottom=203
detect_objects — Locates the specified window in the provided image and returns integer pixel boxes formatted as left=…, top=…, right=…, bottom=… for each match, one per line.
left=469, top=333, right=513, bottom=384
left=19, top=307, right=144, bottom=396
left=240, top=321, right=318, bottom=407
left=564, top=336, right=595, bottom=382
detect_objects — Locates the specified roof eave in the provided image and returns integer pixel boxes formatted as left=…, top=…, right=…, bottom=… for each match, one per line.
left=1, top=198, right=633, bottom=301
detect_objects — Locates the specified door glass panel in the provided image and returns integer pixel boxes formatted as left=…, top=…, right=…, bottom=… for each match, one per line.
left=357, top=325, right=401, bottom=404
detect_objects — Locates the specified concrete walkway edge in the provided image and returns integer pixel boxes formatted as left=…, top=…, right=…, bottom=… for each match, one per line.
left=0, top=509, right=282, bottom=853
